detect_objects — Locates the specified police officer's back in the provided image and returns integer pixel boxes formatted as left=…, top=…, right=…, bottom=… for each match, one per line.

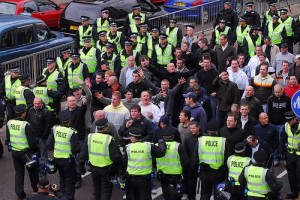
left=124, top=127, right=166, bottom=200
left=239, top=150, right=282, bottom=200
left=15, top=73, right=35, bottom=109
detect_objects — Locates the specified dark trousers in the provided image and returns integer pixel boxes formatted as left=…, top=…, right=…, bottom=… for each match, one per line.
left=126, top=175, right=152, bottom=200
left=0, top=139, right=3, bottom=156
left=230, top=185, right=246, bottom=200
left=286, top=152, right=300, bottom=195
left=247, top=197, right=266, bottom=200
left=287, top=36, right=294, bottom=54
left=12, top=151, right=39, bottom=198
left=91, top=166, right=113, bottom=200
left=160, top=175, right=182, bottom=200
left=55, top=158, right=76, bottom=200
left=6, top=100, right=16, bottom=121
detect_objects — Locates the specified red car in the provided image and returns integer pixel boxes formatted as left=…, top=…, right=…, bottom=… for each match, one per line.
left=151, top=0, right=164, bottom=3
left=0, top=0, right=66, bottom=28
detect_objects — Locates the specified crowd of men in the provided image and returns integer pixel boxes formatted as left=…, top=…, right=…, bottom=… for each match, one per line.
left=1, top=0, right=300, bottom=200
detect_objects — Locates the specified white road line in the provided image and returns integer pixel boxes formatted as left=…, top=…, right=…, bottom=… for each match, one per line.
left=81, top=172, right=91, bottom=178
left=152, top=187, right=163, bottom=199
left=277, top=170, right=287, bottom=178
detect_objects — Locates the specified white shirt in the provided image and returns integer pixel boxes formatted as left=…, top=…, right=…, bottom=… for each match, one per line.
left=221, top=42, right=228, bottom=51
left=248, top=56, right=270, bottom=78
left=227, top=67, right=249, bottom=91
left=241, top=115, right=249, bottom=129
left=125, top=67, right=135, bottom=86
left=251, top=143, right=260, bottom=164
left=138, top=102, right=162, bottom=125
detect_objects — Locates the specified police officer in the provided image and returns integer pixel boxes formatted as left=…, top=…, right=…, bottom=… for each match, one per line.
left=210, top=18, right=234, bottom=49
left=47, top=111, right=79, bottom=200
left=242, top=26, right=262, bottom=60
left=235, top=16, right=250, bottom=54
left=279, top=9, right=297, bottom=53
left=227, top=142, right=251, bottom=200
left=94, top=8, right=110, bottom=33
left=242, top=2, right=261, bottom=28
left=156, top=126, right=188, bottom=200
left=147, top=27, right=160, bottom=58
left=130, top=32, right=147, bottom=55
left=262, top=1, right=280, bottom=33
left=42, top=58, right=66, bottom=114
left=137, top=23, right=149, bottom=45
left=74, top=16, right=98, bottom=52
left=80, top=36, right=101, bottom=77
left=76, top=118, right=122, bottom=200
left=165, top=19, right=182, bottom=48
left=151, top=33, right=175, bottom=68
left=264, top=14, right=287, bottom=47
left=214, top=1, right=238, bottom=31
left=96, top=31, right=108, bottom=53
left=6, top=104, right=39, bottom=200
left=115, top=40, right=140, bottom=78
left=65, top=53, right=90, bottom=92
left=56, top=47, right=72, bottom=77
left=239, top=150, right=282, bottom=200
left=192, top=119, right=230, bottom=200
left=15, top=73, right=35, bottom=109
left=33, top=75, right=54, bottom=112
left=107, top=21, right=125, bottom=53
left=124, top=127, right=166, bottom=200
left=101, top=42, right=117, bottom=71
left=280, top=111, right=300, bottom=199
left=123, top=5, right=150, bottom=37
left=27, top=178, right=62, bottom=200
left=0, top=65, right=21, bottom=120
left=128, top=15, right=142, bottom=37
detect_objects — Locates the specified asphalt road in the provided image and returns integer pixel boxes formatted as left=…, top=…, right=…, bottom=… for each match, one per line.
left=0, top=126, right=295, bottom=200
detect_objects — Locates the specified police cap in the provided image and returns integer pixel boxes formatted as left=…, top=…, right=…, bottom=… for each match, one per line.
left=37, top=178, right=50, bottom=189
left=206, top=119, right=219, bottom=132
left=235, top=142, right=246, bottom=154
left=9, top=66, right=20, bottom=72
left=80, top=16, right=90, bottom=21
left=219, top=18, right=226, bottom=23
left=223, top=1, right=231, bottom=5
left=151, top=27, right=159, bottom=32
left=159, top=33, right=168, bottom=39
left=246, top=2, right=254, bottom=6
left=128, top=127, right=143, bottom=137
left=161, top=126, right=175, bottom=140
left=269, top=1, right=277, bottom=6
left=61, top=47, right=71, bottom=54
left=106, top=42, right=115, bottom=48
left=110, top=21, right=117, bottom=26
left=130, top=32, right=138, bottom=38
left=95, top=118, right=108, bottom=129
left=14, top=104, right=27, bottom=113
left=100, top=60, right=109, bottom=65
left=169, top=19, right=177, bottom=23
left=133, top=15, right=142, bottom=20
left=250, top=25, right=260, bottom=30
left=272, top=14, right=280, bottom=19
left=284, top=111, right=296, bottom=120
left=58, top=111, right=72, bottom=123
left=82, top=36, right=92, bottom=42
left=132, top=4, right=141, bottom=10
left=253, top=149, right=268, bottom=163
left=239, top=16, right=248, bottom=22
left=36, top=75, right=47, bottom=84
left=98, top=30, right=107, bottom=37
left=71, top=53, right=80, bottom=59
left=101, top=8, right=110, bottom=13
left=124, top=40, right=133, bottom=46
left=280, top=9, right=288, bottom=14
left=138, top=22, right=148, bottom=28
left=19, top=73, right=30, bottom=82
left=46, top=57, right=56, bottom=63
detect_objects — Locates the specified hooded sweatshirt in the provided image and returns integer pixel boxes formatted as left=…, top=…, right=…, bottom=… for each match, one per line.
left=183, top=102, right=207, bottom=132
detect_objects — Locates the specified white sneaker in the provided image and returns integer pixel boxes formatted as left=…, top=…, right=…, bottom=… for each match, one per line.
left=122, top=194, right=126, bottom=200
left=181, top=194, right=189, bottom=200
left=152, top=187, right=157, bottom=195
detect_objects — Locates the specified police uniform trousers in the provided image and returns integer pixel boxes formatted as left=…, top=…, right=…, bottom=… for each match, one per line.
left=55, top=158, right=76, bottom=200
left=27, top=192, right=60, bottom=200
left=90, top=165, right=113, bottom=200
left=286, top=151, right=300, bottom=195
left=199, top=168, right=226, bottom=200
left=183, top=170, right=197, bottom=200
left=6, top=100, right=16, bottom=121
left=12, top=151, right=39, bottom=198
left=229, top=185, right=246, bottom=200
left=126, top=175, right=152, bottom=200
left=287, top=37, right=294, bottom=54
left=160, top=174, right=182, bottom=200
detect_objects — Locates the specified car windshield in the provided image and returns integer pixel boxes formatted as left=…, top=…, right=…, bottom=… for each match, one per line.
left=64, top=2, right=100, bottom=22
left=0, top=2, right=17, bottom=14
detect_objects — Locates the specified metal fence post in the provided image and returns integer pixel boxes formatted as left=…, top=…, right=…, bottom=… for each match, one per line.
left=201, top=5, right=204, bottom=26
left=32, top=54, right=37, bottom=84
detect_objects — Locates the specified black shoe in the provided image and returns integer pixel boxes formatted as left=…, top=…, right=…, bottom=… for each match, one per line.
left=285, top=192, right=298, bottom=199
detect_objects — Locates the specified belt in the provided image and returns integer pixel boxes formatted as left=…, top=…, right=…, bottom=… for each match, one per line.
left=287, top=148, right=299, bottom=154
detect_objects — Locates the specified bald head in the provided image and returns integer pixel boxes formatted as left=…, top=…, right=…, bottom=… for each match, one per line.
left=245, top=86, right=254, bottom=97
left=259, top=112, right=269, bottom=125
left=274, top=84, right=283, bottom=97
left=94, top=110, right=106, bottom=121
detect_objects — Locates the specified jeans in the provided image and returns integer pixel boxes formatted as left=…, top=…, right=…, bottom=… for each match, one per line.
left=262, top=104, right=267, bottom=112
left=209, top=96, right=219, bottom=120
left=216, top=109, right=228, bottom=128
left=274, top=124, right=284, bottom=161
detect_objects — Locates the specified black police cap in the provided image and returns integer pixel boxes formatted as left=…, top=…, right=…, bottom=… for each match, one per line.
left=101, top=8, right=110, bottom=13
left=36, top=75, right=47, bottom=84
left=124, top=40, right=133, bottom=46
left=133, top=15, right=142, bottom=20
left=9, top=65, right=20, bottom=72
left=110, top=21, right=117, bottom=26
left=253, top=150, right=268, bottom=163
left=246, top=2, right=254, bottom=6
left=285, top=111, right=296, bottom=120
left=61, top=47, right=71, bottom=54
left=235, top=142, right=246, bottom=153
left=161, top=126, right=175, bottom=139
left=98, top=30, right=107, bottom=36
left=106, top=42, right=115, bottom=48
left=128, top=127, right=143, bottom=137
left=46, top=57, right=56, bottom=63
left=82, top=36, right=92, bottom=42
left=239, top=16, right=248, bottom=22
left=100, top=60, right=109, bottom=65
left=169, top=19, right=177, bottom=23
left=151, top=27, right=159, bottom=32
left=280, top=8, right=288, bottom=13
left=132, top=4, right=141, bottom=10
left=71, top=53, right=80, bottom=59
left=138, top=22, right=148, bottom=27
left=14, top=104, right=27, bottom=113
left=159, top=33, right=168, bottom=39
left=130, top=33, right=138, bottom=38
left=80, top=16, right=90, bottom=21
left=206, top=119, right=219, bottom=132
left=19, top=73, right=30, bottom=82
left=95, top=118, right=108, bottom=129
left=58, top=111, right=72, bottom=123
left=272, top=14, right=280, bottom=19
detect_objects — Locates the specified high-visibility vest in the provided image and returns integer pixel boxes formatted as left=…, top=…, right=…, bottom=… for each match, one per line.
left=15, top=85, right=30, bottom=106
left=88, top=133, right=113, bottom=167
left=42, top=68, right=60, bottom=91
left=78, top=25, right=95, bottom=47
left=8, top=119, right=29, bottom=151
left=126, top=142, right=152, bottom=175
left=120, top=50, right=137, bottom=68
left=67, top=62, right=84, bottom=89
left=96, top=18, right=110, bottom=32
left=244, top=165, right=270, bottom=197
left=128, top=13, right=146, bottom=24
left=137, top=33, right=149, bottom=44
left=80, top=47, right=97, bottom=73
left=33, top=86, right=53, bottom=111
left=129, top=24, right=138, bottom=34
left=56, top=57, right=71, bottom=77
left=268, top=22, right=285, bottom=45
left=53, top=125, right=76, bottom=159
left=279, top=16, right=293, bottom=37
left=154, top=44, right=173, bottom=66
left=245, top=35, right=262, bottom=57
left=198, top=136, right=226, bottom=170
left=96, top=41, right=107, bottom=53
left=227, top=155, right=251, bottom=185
left=156, top=141, right=182, bottom=175
left=285, top=122, right=300, bottom=155
left=236, top=25, right=250, bottom=45
left=215, top=26, right=230, bottom=45
left=264, top=10, right=280, bottom=25
left=101, top=52, right=117, bottom=70
left=107, top=31, right=122, bottom=53
left=147, top=37, right=154, bottom=58
left=134, top=43, right=143, bottom=53
left=166, top=27, right=178, bottom=47
left=5, top=75, right=21, bottom=100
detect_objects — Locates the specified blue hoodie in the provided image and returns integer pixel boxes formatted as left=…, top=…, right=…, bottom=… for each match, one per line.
left=183, top=103, right=207, bottom=132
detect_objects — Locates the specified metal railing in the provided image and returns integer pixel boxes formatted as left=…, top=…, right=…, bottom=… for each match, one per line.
left=1, top=42, right=74, bottom=83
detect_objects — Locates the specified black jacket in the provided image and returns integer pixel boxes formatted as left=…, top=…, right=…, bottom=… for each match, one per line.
left=239, top=95, right=264, bottom=121
left=267, top=93, right=291, bottom=125
left=237, top=116, right=257, bottom=137
left=220, top=126, right=246, bottom=155
left=27, top=106, right=52, bottom=139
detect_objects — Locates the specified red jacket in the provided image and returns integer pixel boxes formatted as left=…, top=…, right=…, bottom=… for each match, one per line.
left=283, top=84, right=300, bottom=98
